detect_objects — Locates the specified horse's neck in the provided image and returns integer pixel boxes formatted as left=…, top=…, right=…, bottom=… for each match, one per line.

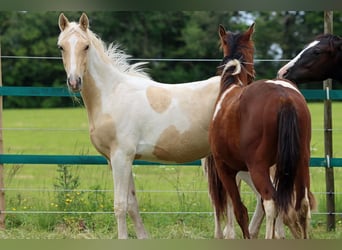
left=81, top=49, right=125, bottom=125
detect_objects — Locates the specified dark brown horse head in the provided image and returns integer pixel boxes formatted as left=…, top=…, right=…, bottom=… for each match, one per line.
left=217, top=23, right=256, bottom=88
left=278, top=34, right=342, bottom=83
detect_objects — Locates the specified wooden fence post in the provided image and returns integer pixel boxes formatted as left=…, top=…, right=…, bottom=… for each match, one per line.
left=323, top=10, right=335, bottom=232
left=0, top=38, right=5, bottom=230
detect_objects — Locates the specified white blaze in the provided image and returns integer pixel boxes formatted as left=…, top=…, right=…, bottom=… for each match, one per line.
left=68, top=35, right=78, bottom=76
left=278, top=40, right=320, bottom=78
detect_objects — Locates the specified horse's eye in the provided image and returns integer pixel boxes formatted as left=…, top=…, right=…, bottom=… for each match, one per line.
left=85, top=45, right=90, bottom=51
left=58, top=45, right=64, bottom=51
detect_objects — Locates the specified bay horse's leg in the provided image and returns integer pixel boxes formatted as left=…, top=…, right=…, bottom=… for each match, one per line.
left=202, top=158, right=235, bottom=239
left=222, top=196, right=236, bottom=239
left=127, top=172, right=149, bottom=239
left=237, top=171, right=264, bottom=239
left=248, top=168, right=277, bottom=239
left=295, top=175, right=311, bottom=239
left=269, top=165, right=286, bottom=239
left=220, top=170, right=250, bottom=239
left=201, top=159, right=224, bottom=239
left=110, top=150, right=135, bottom=239
left=213, top=208, right=224, bottom=238
left=263, top=199, right=277, bottom=239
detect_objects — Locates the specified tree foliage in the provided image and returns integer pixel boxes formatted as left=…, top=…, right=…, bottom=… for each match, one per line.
left=0, top=11, right=341, bottom=108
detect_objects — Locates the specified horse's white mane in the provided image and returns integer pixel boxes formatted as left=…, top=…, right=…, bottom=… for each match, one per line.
left=105, top=42, right=150, bottom=79
left=60, top=22, right=150, bottom=79
left=88, top=28, right=150, bottom=79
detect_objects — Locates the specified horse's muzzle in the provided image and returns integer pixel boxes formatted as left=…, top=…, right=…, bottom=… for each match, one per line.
left=67, top=76, right=82, bottom=92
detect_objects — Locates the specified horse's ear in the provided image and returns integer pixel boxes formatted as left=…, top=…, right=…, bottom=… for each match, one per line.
left=218, top=24, right=227, bottom=39
left=79, top=13, right=89, bottom=31
left=244, top=22, right=255, bottom=40
left=58, top=13, right=69, bottom=31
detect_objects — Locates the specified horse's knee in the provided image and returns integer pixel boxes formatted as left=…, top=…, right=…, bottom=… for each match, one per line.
left=114, top=202, right=127, bottom=218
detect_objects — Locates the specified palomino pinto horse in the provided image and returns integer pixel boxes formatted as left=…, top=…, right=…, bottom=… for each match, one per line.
left=57, top=13, right=236, bottom=239
left=207, top=24, right=313, bottom=239
left=278, top=34, right=342, bottom=83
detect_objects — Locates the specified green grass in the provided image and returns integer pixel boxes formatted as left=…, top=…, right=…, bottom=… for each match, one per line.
left=0, top=104, right=341, bottom=239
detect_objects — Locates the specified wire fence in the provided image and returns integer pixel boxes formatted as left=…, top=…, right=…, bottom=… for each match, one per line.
left=0, top=55, right=341, bottom=222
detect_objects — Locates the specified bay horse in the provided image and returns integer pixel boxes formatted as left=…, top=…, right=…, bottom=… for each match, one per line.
left=278, top=33, right=342, bottom=83
left=207, top=24, right=314, bottom=239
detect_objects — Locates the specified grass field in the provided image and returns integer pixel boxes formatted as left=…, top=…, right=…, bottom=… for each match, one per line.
left=0, top=103, right=341, bottom=239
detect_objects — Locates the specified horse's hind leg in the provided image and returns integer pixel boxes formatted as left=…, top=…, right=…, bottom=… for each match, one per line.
left=201, top=158, right=230, bottom=239
left=222, top=175, right=242, bottom=239
left=127, top=172, right=148, bottom=239
left=298, top=187, right=311, bottom=239
left=248, top=168, right=277, bottom=239
left=237, top=171, right=264, bottom=238
left=221, top=172, right=250, bottom=239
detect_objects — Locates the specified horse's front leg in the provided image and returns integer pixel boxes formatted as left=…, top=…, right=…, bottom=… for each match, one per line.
left=110, top=149, right=135, bottom=239
left=222, top=196, right=236, bottom=239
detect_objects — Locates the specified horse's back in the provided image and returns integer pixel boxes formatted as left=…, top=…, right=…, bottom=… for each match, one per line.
left=133, top=76, right=222, bottom=163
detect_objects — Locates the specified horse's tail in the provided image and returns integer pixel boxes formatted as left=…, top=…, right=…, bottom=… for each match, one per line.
left=274, top=100, right=300, bottom=213
left=204, top=154, right=228, bottom=221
